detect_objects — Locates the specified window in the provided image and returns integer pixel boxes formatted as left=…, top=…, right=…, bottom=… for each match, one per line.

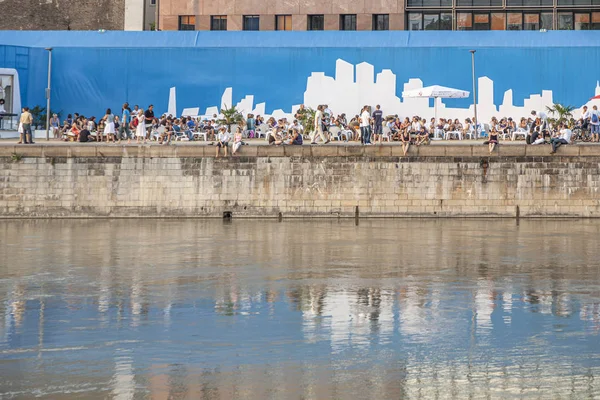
left=457, top=13, right=472, bottom=30
left=307, top=15, right=324, bottom=30
left=276, top=15, right=292, bottom=30
left=507, top=13, right=522, bottom=30
left=440, top=13, right=453, bottom=29
left=373, top=14, right=389, bottom=30
left=457, top=0, right=502, bottom=6
left=424, top=14, right=440, bottom=30
left=243, top=15, right=260, bottom=31
left=408, top=13, right=423, bottom=30
left=575, top=13, right=590, bottom=30
left=340, top=14, right=357, bottom=30
left=178, top=16, right=195, bottom=31
left=150, top=0, right=156, bottom=5
left=491, top=13, right=505, bottom=30
left=473, top=13, right=490, bottom=30
left=558, top=13, right=573, bottom=30
left=211, top=16, right=227, bottom=31
left=593, top=12, right=600, bottom=30
left=523, top=13, right=539, bottom=30
left=541, top=13, right=553, bottom=30
left=407, top=0, right=452, bottom=6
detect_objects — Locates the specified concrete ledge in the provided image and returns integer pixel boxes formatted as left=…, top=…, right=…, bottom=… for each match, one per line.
left=2, top=144, right=600, bottom=159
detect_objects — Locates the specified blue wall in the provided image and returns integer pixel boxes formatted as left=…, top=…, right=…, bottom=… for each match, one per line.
left=0, top=31, right=599, bottom=118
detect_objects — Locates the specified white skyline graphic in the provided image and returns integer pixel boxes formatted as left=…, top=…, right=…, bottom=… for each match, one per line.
left=184, top=58, right=600, bottom=123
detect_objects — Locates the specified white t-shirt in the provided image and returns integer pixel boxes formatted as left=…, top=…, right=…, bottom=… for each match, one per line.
left=560, top=128, right=572, bottom=142
left=315, top=110, right=323, bottom=129
left=411, top=121, right=421, bottom=132
left=218, top=131, right=230, bottom=142
left=360, top=110, right=370, bottom=127
left=581, top=109, right=590, bottom=120
left=537, top=111, right=548, bottom=121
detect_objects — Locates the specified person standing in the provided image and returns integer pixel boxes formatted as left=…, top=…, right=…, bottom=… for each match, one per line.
left=136, top=110, right=146, bottom=144
left=590, top=105, right=600, bottom=142
left=119, top=103, right=131, bottom=144
left=372, top=105, right=383, bottom=144
left=102, top=108, right=116, bottom=143
left=311, top=105, right=328, bottom=145
left=19, top=107, right=34, bottom=144
left=144, top=105, right=155, bottom=140
left=360, top=105, right=371, bottom=145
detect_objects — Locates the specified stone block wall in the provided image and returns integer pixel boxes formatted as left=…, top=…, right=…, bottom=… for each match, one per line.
left=0, top=0, right=125, bottom=30
left=1, top=145, right=600, bottom=218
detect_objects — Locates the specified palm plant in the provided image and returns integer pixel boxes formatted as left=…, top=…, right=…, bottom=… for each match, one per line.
left=546, top=103, right=576, bottom=128
left=217, top=105, right=245, bottom=132
left=297, top=107, right=316, bottom=135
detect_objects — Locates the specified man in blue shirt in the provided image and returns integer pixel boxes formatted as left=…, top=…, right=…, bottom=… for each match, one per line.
left=119, top=102, right=131, bottom=143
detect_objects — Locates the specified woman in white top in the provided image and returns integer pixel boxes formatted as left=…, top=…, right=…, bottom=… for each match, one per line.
left=103, top=108, right=116, bottom=143
left=136, top=110, right=146, bottom=144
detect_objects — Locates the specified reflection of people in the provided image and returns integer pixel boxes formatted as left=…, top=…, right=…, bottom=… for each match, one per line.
left=0, top=99, right=5, bottom=129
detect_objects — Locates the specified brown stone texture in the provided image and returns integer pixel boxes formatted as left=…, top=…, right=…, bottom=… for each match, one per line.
left=0, top=0, right=126, bottom=30
left=261, top=15, right=276, bottom=30
left=331, top=0, right=365, bottom=14
left=324, top=14, right=339, bottom=30
left=292, top=14, right=307, bottom=30
left=268, top=0, right=301, bottom=15
left=356, top=13, right=371, bottom=30
left=389, top=12, right=405, bottom=30
left=227, top=14, right=243, bottom=30
left=197, top=15, right=210, bottom=30
left=2, top=145, right=600, bottom=218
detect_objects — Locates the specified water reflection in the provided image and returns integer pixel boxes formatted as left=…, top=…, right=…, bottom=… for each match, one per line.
left=1, top=219, right=600, bottom=398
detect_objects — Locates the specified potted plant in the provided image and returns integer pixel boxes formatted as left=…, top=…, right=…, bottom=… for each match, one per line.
left=297, top=107, right=316, bottom=137
left=217, top=105, right=245, bottom=133
left=546, top=103, right=576, bottom=128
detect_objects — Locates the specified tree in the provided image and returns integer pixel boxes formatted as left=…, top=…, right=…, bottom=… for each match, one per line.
left=217, top=105, right=245, bottom=132
left=546, top=103, right=576, bottom=128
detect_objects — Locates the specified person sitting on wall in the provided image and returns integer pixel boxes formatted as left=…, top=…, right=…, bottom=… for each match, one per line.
left=65, top=122, right=80, bottom=142
left=215, top=127, right=230, bottom=157
left=232, top=127, right=244, bottom=155
left=488, top=126, right=499, bottom=153
left=550, top=123, right=572, bottom=154
left=268, top=127, right=285, bottom=145
left=416, top=124, right=429, bottom=146
left=285, top=128, right=303, bottom=145
left=78, top=124, right=93, bottom=142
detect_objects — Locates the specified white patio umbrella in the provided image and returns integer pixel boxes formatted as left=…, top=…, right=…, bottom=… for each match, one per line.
left=402, top=85, right=470, bottom=121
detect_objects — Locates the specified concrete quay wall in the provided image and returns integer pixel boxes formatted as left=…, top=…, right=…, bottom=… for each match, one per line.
left=2, top=144, right=600, bottom=218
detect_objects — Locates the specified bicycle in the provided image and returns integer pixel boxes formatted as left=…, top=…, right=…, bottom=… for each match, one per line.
left=572, top=126, right=592, bottom=142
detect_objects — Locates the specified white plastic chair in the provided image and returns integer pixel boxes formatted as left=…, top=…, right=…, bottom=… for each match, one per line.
left=512, top=128, right=528, bottom=141
left=445, top=130, right=462, bottom=140
left=329, top=126, right=341, bottom=141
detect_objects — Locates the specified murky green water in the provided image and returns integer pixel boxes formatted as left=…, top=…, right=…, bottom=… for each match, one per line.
left=1, top=219, right=600, bottom=399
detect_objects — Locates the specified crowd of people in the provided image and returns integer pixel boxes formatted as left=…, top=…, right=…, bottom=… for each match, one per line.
left=15, top=102, right=600, bottom=155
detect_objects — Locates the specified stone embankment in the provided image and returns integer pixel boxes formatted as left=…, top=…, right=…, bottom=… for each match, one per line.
left=1, top=144, right=600, bottom=218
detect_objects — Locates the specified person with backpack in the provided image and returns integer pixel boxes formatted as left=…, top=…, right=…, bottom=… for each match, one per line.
left=590, top=105, right=600, bottom=142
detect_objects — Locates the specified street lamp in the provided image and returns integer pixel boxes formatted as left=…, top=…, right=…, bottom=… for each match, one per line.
left=469, top=50, right=478, bottom=137
left=45, top=47, right=53, bottom=141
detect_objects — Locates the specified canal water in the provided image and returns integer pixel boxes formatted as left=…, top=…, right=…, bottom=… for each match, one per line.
left=1, top=219, right=600, bottom=399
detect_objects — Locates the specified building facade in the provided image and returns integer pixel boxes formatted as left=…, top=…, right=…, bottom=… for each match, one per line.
left=158, top=0, right=600, bottom=31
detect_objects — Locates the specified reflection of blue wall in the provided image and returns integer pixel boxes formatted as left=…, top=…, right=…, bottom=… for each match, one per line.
left=1, top=31, right=599, bottom=118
